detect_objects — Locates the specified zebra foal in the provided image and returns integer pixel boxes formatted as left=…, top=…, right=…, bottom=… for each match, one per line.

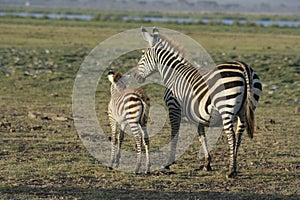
left=107, top=70, right=151, bottom=174
left=134, top=27, right=262, bottom=178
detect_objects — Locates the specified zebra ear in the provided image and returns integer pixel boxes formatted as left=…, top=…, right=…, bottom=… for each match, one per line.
left=153, top=27, right=159, bottom=35
left=113, top=72, right=124, bottom=82
left=152, top=27, right=160, bottom=44
left=108, top=70, right=114, bottom=76
left=108, top=73, right=114, bottom=83
left=141, top=26, right=153, bottom=47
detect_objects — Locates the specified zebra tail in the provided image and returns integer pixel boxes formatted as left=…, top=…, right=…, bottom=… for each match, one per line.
left=140, top=97, right=150, bottom=126
left=245, top=95, right=255, bottom=139
left=242, top=62, right=255, bottom=139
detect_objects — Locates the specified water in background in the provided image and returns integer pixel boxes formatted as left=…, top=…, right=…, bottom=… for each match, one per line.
left=0, top=11, right=93, bottom=21
left=1, top=11, right=299, bottom=27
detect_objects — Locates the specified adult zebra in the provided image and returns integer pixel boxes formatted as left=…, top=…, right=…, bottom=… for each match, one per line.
left=108, top=71, right=151, bottom=174
left=134, top=27, right=262, bottom=178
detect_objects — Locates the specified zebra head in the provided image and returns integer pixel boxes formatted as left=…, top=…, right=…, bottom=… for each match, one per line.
left=135, top=27, right=161, bottom=83
left=108, top=71, right=128, bottom=94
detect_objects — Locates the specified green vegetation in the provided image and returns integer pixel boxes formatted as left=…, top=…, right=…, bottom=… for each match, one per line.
left=0, top=13, right=299, bottom=199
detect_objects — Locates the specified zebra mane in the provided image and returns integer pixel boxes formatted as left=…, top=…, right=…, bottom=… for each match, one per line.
left=158, top=34, right=210, bottom=76
left=159, top=34, right=188, bottom=59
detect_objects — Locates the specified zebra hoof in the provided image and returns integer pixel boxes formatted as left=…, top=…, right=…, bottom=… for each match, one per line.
left=164, top=161, right=175, bottom=170
left=108, top=166, right=113, bottom=170
left=159, top=168, right=175, bottom=175
left=134, top=170, right=140, bottom=175
left=159, top=167, right=169, bottom=174
left=145, top=171, right=151, bottom=175
left=226, top=171, right=238, bottom=179
left=164, top=165, right=171, bottom=170
left=203, top=165, right=212, bottom=171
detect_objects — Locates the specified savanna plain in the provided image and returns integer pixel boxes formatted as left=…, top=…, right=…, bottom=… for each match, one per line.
left=0, top=13, right=299, bottom=199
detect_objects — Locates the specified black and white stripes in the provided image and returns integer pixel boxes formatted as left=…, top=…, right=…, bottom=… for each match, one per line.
left=108, top=71, right=150, bottom=174
left=134, top=27, right=262, bottom=177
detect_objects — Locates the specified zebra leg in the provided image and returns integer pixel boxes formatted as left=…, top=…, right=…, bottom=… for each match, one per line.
left=235, top=115, right=246, bottom=157
left=134, top=135, right=142, bottom=174
left=141, top=125, right=151, bottom=174
left=115, top=124, right=125, bottom=168
left=165, top=103, right=181, bottom=170
left=129, top=122, right=142, bottom=174
left=198, top=124, right=212, bottom=171
left=163, top=90, right=181, bottom=170
left=109, top=120, right=117, bottom=170
left=224, top=125, right=237, bottom=178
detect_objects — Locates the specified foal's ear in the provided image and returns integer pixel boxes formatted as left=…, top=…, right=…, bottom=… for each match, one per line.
left=113, top=72, right=123, bottom=83
left=108, top=70, right=114, bottom=83
left=141, top=26, right=154, bottom=47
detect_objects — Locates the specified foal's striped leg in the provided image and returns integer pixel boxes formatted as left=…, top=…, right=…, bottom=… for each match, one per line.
left=128, top=122, right=143, bottom=174
left=109, top=118, right=117, bottom=169
left=115, top=124, right=125, bottom=168
left=141, top=125, right=151, bottom=174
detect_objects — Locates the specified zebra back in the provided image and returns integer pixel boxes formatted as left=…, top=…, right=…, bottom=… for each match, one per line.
left=108, top=71, right=150, bottom=125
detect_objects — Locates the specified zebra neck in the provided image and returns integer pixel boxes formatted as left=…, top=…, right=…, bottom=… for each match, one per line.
left=157, top=50, right=194, bottom=87
left=110, top=86, right=125, bottom=96
left=110, top=88, right=117, bottom=96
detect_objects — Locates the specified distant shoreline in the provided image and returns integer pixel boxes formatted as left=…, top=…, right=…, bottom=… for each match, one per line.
left=1, top=0, right=300, bottom=15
